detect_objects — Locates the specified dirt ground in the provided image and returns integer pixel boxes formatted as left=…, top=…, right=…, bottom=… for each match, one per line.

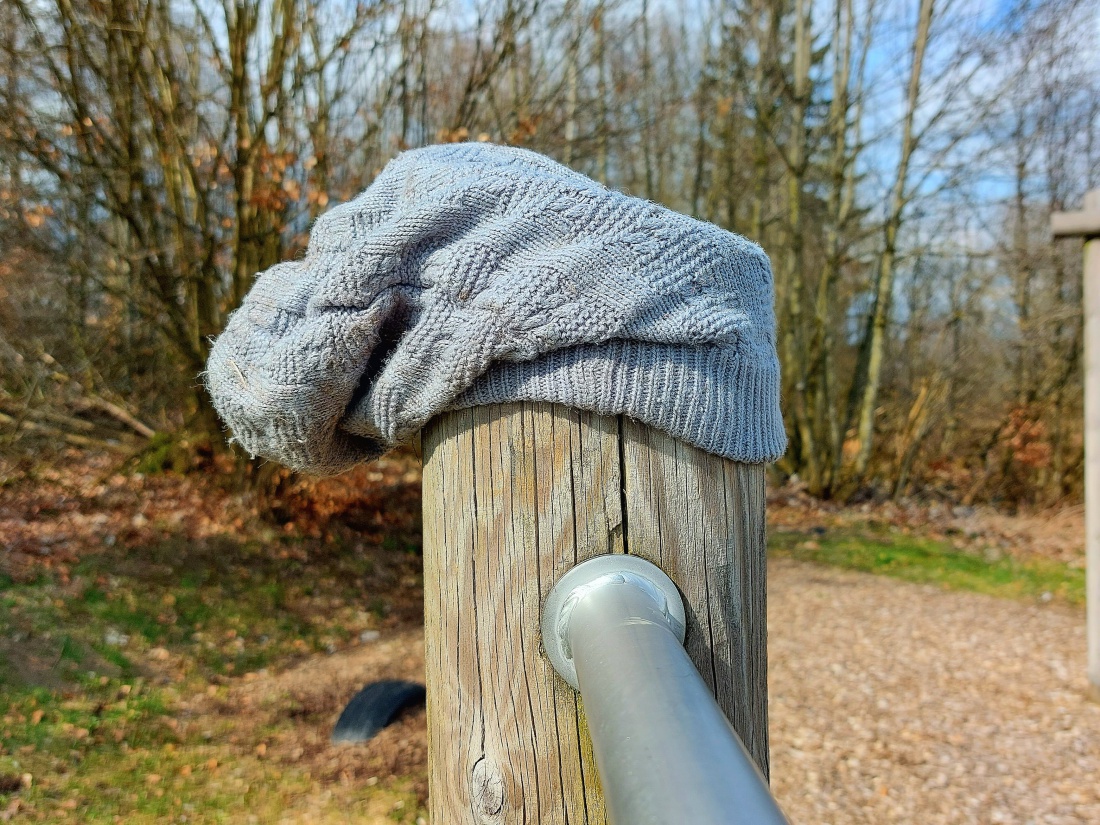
left=182, top=629, right=430, bottom=825
left=768, top=559, right=1100, bottom=824
left=3, top=453, right=1096, bottom=822
left=201, top=557, right=1100, bottom=824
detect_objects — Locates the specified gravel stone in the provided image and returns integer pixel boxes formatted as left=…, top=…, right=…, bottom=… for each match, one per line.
left=769, top=559, right=1100, bottom=824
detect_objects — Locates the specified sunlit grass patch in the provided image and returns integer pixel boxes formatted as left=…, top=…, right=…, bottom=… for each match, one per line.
left=0, top=675, right=422, bottom=823
left=0, top=525, right=426, bottom=823
left=1, top=528, right=421, bottom=694
left=768, top=529, right=1085, bottom=606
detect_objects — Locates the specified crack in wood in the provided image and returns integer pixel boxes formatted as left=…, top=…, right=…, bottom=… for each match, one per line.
left=424, top=402, right=769, bottom=822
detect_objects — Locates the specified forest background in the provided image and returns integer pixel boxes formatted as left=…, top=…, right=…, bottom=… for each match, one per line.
left=1, top=0, right=1098, bottom=507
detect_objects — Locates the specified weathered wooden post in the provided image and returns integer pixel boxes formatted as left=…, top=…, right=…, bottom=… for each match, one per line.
left=1052, top=188, right=1100, bottom=696
left=199, top=140, right=780, bottom=816
left=421, top=402, right=769, bottom=823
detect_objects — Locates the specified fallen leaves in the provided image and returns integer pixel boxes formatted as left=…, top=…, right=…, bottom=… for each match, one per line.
left=0, top=798, right=23, bottom=822
left=769, top=560, right=1100, bottom=824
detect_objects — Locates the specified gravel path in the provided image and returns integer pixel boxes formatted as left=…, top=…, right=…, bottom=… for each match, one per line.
left=217, top=559, right=1100, bottom=823
left=769, top=559, right=1100, bottom=824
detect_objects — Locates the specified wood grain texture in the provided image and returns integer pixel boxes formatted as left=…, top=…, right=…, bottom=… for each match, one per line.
left=422, top=402, right=768, bottom=823
left=620, top=417, right=770, bottom=775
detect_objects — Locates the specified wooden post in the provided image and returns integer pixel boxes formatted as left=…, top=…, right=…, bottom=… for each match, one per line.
left=1053, top=188, right=1100, bottom=696
left=421, top=402, right=769, bottom=823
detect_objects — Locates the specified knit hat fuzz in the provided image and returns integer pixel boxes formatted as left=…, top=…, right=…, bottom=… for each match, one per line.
left=205, top=142, right=786, bottom=475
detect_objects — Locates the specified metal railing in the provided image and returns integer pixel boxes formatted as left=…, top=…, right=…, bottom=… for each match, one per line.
left=542, top=555, right=790, bottom=825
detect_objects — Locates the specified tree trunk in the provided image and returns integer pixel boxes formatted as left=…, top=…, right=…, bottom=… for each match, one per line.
left=847, top=0, right=935, bottom=485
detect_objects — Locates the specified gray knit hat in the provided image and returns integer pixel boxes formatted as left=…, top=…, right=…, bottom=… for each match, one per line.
left=205, top=142, right=786, bottom=475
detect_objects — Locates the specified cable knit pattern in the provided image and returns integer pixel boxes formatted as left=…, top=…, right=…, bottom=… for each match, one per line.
left=205, top=142, right=786, bottom=475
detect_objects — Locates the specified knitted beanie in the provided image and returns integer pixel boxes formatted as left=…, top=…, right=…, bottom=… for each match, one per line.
left=205, top=142, right=786, bottom=476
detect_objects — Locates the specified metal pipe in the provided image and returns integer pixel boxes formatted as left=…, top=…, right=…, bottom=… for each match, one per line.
left=541, top=556, right=789, bottom=825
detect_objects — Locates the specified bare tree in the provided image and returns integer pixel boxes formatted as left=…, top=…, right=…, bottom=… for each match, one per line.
left=1, top=0, right=1096, bottom=504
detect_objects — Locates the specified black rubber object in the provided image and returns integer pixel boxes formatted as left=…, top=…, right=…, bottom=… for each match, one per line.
left=331, top=679, right=426, bottom=743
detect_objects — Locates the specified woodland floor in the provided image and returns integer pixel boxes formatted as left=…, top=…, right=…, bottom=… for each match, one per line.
left=0, top=448, right=1096, bottom=823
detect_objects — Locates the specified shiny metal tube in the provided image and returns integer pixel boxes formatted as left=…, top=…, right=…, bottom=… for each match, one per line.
left=542, top=556, right=789, bottom=825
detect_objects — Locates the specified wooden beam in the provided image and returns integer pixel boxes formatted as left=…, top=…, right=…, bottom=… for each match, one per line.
left=421, top=402, right=769, bottom=822
left=1054, top=188, right=1100, bottom=696
left=1052, top=189, right=1100, bottom=238
left=1084, top=226, right=1100, bottom=697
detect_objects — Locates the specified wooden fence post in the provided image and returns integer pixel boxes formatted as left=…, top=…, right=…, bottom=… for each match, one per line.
left=1052, top=189, right=1100, bottom=696
left=421, top=401, right=769, bottom=823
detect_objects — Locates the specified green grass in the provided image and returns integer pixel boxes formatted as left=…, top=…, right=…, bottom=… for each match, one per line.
left=768, top=528, right=1086, bottom=606
left=0, top=673, right=412, bottom=824
left=0, top=530, right=425, bottom=823
left=63, top=535, right=391, bottom=675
